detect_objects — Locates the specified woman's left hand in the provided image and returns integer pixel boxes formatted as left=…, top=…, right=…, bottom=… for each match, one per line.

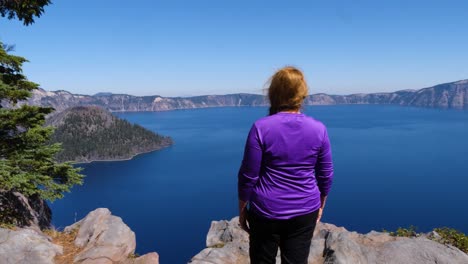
left=316, top=208, right=323, bottom=223
left=317, top=195, right=327, bottom=223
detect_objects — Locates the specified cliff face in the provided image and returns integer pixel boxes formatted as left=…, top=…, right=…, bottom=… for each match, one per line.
left=19, top=79, right=468, bottom=112
left=405, top=80, right=468, bottom=109
left=305, top=79, right=468, bottom=109
left=0, top=190, right=51, bottom=230
left=24, top=90, right=268, bottom=112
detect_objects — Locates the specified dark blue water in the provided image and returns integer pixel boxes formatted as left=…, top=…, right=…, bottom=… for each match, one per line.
left=49, top=105, right=468, bottom=263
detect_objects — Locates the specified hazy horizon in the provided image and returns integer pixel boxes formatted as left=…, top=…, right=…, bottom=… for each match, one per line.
left=2, top=0, right=468, bottom=97
left=39, top=76, right=467, bottom=98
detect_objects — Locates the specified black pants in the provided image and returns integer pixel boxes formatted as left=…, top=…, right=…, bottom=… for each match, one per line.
left=248, top=210, right=319, bottom=264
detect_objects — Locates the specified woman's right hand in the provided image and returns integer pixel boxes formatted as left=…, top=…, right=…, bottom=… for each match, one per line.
left=238, top=200, right=250, bottom=233
left=239, top=208, right=250, bottom=233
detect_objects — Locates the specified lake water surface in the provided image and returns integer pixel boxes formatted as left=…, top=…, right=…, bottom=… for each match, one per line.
left=49, top=105, right=468, bottom=263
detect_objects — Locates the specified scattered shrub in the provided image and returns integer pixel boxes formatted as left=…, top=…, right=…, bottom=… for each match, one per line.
left=433, top=227, right=468, bottom=254
left=386, top=226, right=468, bottom=253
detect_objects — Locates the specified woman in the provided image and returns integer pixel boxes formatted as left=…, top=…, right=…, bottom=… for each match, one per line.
left=238, top=66, right=334, bottom=264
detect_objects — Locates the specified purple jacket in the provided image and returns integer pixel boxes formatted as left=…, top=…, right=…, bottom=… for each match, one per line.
left=238, top=112, right=334, bottom=220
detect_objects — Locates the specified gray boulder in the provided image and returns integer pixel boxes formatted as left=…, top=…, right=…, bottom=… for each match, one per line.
left=191, top=217, right=249, bottom=264
left=190, top=218, right=468, bottom=264
left=64, top=208, right=159, bottom=264
left=0, top=227, right=62, bottom=264
left=65, top=208, right=137, bottom=263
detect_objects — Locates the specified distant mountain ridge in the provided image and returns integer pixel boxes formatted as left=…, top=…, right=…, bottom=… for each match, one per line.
left=23, top=79, right=468, bottom=112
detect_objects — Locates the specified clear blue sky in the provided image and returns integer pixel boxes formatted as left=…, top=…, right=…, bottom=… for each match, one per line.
left=1, top=0, right=467, bottom=96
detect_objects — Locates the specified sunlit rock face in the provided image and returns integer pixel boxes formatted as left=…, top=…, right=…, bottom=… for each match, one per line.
left=0, top=208, right=159, bottom=264
left=190, top=217, right=468, bottom=264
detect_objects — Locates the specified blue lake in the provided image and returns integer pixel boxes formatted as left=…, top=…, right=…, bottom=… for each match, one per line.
left=49, top=105, right=468, bottom=263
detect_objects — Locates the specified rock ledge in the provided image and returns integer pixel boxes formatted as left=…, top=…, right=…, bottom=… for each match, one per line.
left=0, top=208, right=159, bottom=264
left=190, top=217, right=468, bottom=264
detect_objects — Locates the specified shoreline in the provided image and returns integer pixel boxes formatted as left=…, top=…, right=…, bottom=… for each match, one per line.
left=70, top=143, right=172, bottom=165
left=106, top=103, right=466, bottom=114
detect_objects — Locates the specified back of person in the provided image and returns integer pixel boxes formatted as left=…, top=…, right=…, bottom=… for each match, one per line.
left=238, top=66, right=334, bottom=264
left=250, top=113, right=328, bottom=219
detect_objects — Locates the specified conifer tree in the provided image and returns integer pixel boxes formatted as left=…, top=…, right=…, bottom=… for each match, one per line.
left=0, top=0, right=51, bottom=25
left=0, top=43, right=83, bottom=201
left=1, top=0, right=83, bottom=201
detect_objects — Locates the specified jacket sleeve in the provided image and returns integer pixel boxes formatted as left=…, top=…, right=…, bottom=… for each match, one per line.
left=238, top=124, right=263, bottom=202
left=316, top=127, right=334, bottom=196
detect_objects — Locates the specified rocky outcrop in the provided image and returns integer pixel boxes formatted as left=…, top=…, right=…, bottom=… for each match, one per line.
left=0, top=208, right=158, bottom=264
left=191, top=218, right=250, bottom=263
left=65, top=208, right=137, bottom=263
left=0, top=190, right=52, bottom=230
left=0, top=227, right=62, bottom=264
left=190, top=217, right=468, bottom=264
left=10, top=79, right=468, bottom=112
left=65, top=208, right=158, bottom=264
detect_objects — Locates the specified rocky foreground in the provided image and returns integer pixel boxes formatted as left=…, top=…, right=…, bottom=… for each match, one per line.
left=1, top=207, right=467, bottom=263
left=191, top=217, right=468, bottom=264
left=0, top=208, right=158, bottom=264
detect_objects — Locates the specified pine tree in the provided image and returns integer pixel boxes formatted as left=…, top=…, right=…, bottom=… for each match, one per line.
left=0, top=0, right=51, bottom=25
left=0, top=42, right=83, bottom=201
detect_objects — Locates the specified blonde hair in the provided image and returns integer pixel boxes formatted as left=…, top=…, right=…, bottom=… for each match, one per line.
left=267, top=66, right=308, bottom=115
